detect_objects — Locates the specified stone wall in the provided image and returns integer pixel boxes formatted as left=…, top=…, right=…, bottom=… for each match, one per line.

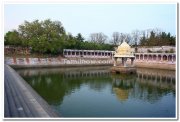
left=5, top=57, right=113, bottom=66
left=133, top=46, right=175, bottom=53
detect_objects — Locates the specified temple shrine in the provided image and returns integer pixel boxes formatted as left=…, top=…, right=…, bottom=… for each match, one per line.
left=111, top=41, right=136, bottom=74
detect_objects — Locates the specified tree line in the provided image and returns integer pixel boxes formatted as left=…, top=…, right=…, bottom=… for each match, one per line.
left=4, top=19, right=176, bottom=55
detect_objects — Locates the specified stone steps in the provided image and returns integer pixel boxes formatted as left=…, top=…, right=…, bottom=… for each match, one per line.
left=4, top=65, right=59, bottom=118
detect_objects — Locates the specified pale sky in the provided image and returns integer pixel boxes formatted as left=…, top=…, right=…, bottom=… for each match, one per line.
left=4, top=3, right=176, bottom=40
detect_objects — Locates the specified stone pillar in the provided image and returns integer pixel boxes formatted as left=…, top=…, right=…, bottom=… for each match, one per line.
left=70, top=51, right=72, bottom=57
left=171, top=55, right=173, bottom=63
left=161, top=55, right=163, bottom=61
left=131, top=58, right=134, bottom=66
left=124, top=58, right=127, bottom=67
left=75, top=51, right=77, bottom=57
left=122, top=58, right=124, bottom=65
left=114, top=57, right=117, bottom=66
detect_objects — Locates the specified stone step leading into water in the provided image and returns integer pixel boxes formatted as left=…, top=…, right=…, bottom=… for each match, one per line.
left=4, top=64, right=59, bottom=118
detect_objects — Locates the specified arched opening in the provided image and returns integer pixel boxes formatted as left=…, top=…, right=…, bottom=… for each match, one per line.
left=72, top=52, right=75, bottom=55
left=144, top=55, right=147, bottom=60
left=163, top=55, right=167, bottom=61
left=87, top=52, right=90, bottom=55
left=76, top=52, right=79, bottom=55
left=148, top=55, right=152, bottom=60
left=136, top=55, right=139, bottom=60
left=168, top=55, right=172, bottom=62
left=140, top=54, right=143, bottom=60
left=153, top=55, right=157, bottom=61
left=158, top=55, right=161, bottom=61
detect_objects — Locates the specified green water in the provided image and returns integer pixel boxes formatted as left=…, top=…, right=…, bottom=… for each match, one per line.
left=16, top=66, right=176, bottom=117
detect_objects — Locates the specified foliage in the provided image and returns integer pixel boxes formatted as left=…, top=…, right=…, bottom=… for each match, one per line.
left=4, top=19, right=176, bottom=55
left=4, top=30, right=22, bottom=46
left=139, top=31, right=175, bottom=46
left=4, top=19, right=114, bottom=55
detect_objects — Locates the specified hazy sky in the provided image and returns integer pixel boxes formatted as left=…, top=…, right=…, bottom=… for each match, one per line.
left=4, top=3, right=176, bottom=40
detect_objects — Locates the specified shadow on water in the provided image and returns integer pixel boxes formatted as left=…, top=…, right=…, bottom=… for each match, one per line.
left=16, top=66, right=176, bottom=117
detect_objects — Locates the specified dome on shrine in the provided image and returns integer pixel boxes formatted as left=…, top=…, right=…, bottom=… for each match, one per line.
left=114, top=41, right=134, bottom=58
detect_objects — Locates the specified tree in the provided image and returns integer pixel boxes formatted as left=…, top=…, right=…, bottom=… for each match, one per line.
left=119, top=33, right=126, bottom=44
left=75, top=33, right=84, bottom=42
left=139, top=30, right=147, bottom=46
left=4, top=30, right=22, bottom=46
left=131, top=30, right=140, bottom=46
left=124, top=33, right=132, bottom=44
left=89, top=32, right=107, bottom=44
left=139, top=30, right=176, bottom=46
left=111, top=32, right=121, bottom=45
left=18, top=19, right=66, bottom=54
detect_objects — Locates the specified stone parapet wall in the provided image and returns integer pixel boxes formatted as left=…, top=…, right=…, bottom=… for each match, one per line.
left=5, top=56, right=176, bottom=70
left=132, top=46, right=176, bottom=53
left=5, top=57, right=114, bottom=65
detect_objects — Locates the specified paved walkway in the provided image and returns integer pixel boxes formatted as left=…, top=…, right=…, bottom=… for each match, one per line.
left=4, top=65, right=59, bottom=118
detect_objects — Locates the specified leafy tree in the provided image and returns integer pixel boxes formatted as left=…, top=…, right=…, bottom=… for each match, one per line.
left=4, top=30, right=22, bottom=46
left=18, top=19, right=66, bottom=54
left=139, top=30, right=175, bottom=46
left=75, top=33, right=84, bottom=42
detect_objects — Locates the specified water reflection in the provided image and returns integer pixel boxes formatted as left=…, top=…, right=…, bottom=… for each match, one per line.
left=16, top=66, right=175, bottom=117
left=112, top=71, right=175, bottom=103
left=112, top=74, right=135, bottom=102
left=17, top=66, right=112, bottom=105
